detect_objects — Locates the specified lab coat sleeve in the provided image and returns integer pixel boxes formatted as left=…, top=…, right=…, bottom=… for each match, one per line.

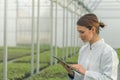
left=68, top=48, right=84, bottom=80
left=68, top=71, right=83, bottom=80
left=84, top=49, right=119, bottom=80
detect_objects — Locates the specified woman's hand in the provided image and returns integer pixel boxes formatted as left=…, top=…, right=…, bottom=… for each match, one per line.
left=70, top=64, right=86, bottom=75
left=59, top=62, right=74, bottom=77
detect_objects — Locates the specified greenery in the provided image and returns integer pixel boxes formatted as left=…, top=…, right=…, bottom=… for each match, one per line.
left=24, top=48, right=120, bottom=80
left=1, top=47, right=119, bottom=80
left=66, top=53, right=78, bottom=63
left=117, top=48, right=120, bottom=61
left=0, top=47, right=120, bottom=80
left=25, top=53, right=79, bottom=80
left=0, top=44, right=50, bottom=62
left=26, top=64, right=68, bottom=80
left=0, top=63, right=48, bottom=80
left=0, top=45, right=79, bottom=80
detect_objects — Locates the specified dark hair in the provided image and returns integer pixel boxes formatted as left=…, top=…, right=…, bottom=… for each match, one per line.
left=77, top=13, right=105, bottom=34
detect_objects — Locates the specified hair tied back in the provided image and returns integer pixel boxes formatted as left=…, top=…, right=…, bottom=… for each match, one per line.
left=99, top=22, right=105, bottom=28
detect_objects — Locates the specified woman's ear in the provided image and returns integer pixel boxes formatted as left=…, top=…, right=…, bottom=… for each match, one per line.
left=91, top=26, right=96, bottom=33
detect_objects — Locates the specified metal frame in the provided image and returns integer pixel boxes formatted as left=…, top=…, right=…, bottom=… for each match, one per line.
left=3, top=0, right=120, bottom=80
left=90, top=0, right=120, bottom=11
left=62, top=0, right=65, bottom=60
left=3, top=0, right=8, bottom=80
left=50, top=0, right=54, bottom=65
left=36, top=0, right=40, bottom=74
left=49, top=0, right=91, bottom=60
left=31, top=0, right=35, bottom=76
left=54, top=0, right=58, bottom=64
left=90, top=0, right=102, bottom=11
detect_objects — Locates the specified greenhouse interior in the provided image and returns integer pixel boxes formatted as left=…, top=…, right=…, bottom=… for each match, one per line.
left=0, top=0, right=120, bottom=80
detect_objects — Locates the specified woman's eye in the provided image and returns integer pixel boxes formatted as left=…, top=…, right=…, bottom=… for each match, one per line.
left=77, top=30, right=85, bottom=34
left=78, top=31, right=84, bottom=34
left=80, top=31, right=84, bottom=34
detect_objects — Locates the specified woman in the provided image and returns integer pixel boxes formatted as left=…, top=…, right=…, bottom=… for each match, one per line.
left=66, top=13, right=119, bottom=80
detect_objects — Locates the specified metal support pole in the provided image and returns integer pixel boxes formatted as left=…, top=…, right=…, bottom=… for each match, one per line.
left=74, top=13, right=76, bottom=54
left=76, top=9, right=81, bottom=48
left=66, top=0, right=69, bottom=59
left=54, top=0, right=58, bottom=64
left=73, top=3, right=81, bottom=54
left=75, top=14, right=78, bottom=52
left=50, top=0, right=54, bottom=65
left=36, top=0, right=40, bottom=73
left=16, top=0, right=18, bottom=46
left=70, top=10, right=73, bottom=56
left=73, top=3, right=76, bottom=55
left=62, top=0, right=65, bottom=60
left=77, top=15, right=79, bottom=48
left=31, top=0, right=35, bottom=76
left=3, top=0, right=7, bottom=79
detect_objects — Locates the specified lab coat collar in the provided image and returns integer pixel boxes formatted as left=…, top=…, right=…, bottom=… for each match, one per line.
left=89, top=39, right=104, bottom=50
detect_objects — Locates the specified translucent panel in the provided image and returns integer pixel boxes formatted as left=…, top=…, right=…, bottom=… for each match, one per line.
left=0, top=0, right=120, bottom=80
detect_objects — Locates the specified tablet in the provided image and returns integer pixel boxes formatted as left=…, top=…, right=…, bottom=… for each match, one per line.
left=53, top=56, right=81, bottom=74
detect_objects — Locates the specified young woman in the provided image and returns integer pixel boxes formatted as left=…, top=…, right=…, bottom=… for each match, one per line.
left=66, top=13, right=119, bottom=80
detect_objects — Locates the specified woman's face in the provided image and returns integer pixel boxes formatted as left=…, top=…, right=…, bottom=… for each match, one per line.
left=77, top=25, right=94, bottom=42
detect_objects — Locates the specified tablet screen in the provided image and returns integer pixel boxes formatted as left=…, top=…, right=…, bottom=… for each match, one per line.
left=53, top=56, right=81, bottom=74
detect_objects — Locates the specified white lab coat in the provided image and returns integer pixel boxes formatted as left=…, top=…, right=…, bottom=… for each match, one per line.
left=69, top=39, right=119, bottom=80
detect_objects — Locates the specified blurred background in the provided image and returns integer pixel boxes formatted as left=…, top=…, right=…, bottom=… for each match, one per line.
left=0, top=0, right=120, bottom=80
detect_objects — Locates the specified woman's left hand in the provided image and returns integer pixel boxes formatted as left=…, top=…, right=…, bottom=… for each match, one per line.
left=70, top=64, right=86, bottom=75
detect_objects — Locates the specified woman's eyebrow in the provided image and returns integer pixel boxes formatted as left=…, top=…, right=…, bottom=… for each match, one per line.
left=77, top=30, right=83, bottom=32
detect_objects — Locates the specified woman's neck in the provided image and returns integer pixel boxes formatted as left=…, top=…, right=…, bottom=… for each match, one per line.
left=89, top=35, right=100, bottom=46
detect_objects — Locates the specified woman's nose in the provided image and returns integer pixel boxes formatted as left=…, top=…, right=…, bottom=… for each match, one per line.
left=79, top=34, right=82, bottom=38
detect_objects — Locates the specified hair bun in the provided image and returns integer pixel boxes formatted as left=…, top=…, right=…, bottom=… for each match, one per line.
left=99, top=22, right=105, bottom=28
